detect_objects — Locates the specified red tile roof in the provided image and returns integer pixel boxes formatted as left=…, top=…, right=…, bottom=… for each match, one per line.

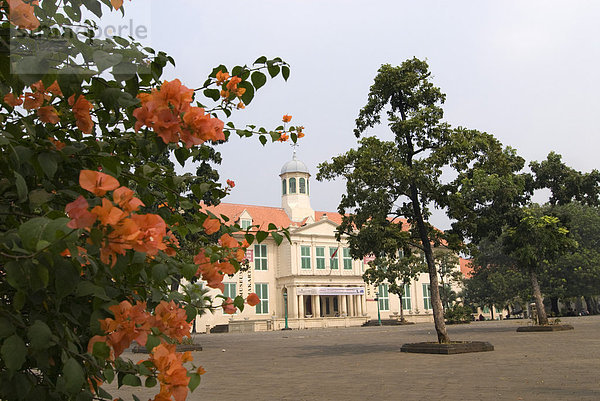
left=206, top=203, right=411, bottom=232
left=460, top=258, right=474, bottom=278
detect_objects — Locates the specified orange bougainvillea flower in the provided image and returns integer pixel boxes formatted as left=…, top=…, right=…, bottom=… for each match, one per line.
left=193, top=250, right=225, bottom=291
left=219, top=233, right=239, bottom=249
left=202, top=216, right=221, bottom=235
left=113, top=186, right=145, bottom=212
left=222, top=298, right=237, bottom=314
left=91, top=198, right=126, bottom=226
left=8, top=0, right=40, bottom=30
left=37, top=105, right=60, bottom=124
left=131, top=213, right=169, bottom=255
left=236, top=101, right=245, bottom=109
left=277, top=133, right=289, bottom=142
left=150, top=344, right=191, bottom=401
left=49, top=137, right=66, bottom=150
left=3, top=93, right=23, bottom=107
left=226, top=76, right=242, bottom=91
left=79, top=170, right=120, bottom=196
left=152, top=301, right=191, bottom=342
left=46, top=81, right=63, bottom=97
left=65, top=196, right=97, bottom=229
left=215, top=70, right=230, bottom=85
left=282, top=114, right=292, bottom=123
left=246, top=293, right=260, bottom=306
left=68, top=94, right=94, bottom=134
left=23, top=91, right=45, bottom=110
left=226, top=179, right=235, bottom=188
left=110, top=0, right=124, bottom=9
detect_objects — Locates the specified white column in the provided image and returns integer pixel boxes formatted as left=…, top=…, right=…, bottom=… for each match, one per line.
left=341, top=295, right=347, bottom=316
left=349, top=295, right=355, bottom=317
left=359, top=295, right=365, bottom=316
left=288, top=287, right=298, bottom=319
left=314, top=295, right=321, bottom=317
left=298, top=293, right=304, bottom=318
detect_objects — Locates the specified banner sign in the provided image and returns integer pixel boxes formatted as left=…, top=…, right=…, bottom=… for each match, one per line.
left=363, top=254, right=376, bottom=264
left=297, top=287, right=365, bottom=296
left=245, top=249, right=254, bottom=262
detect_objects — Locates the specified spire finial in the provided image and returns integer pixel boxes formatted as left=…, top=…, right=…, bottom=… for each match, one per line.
left=291, top=142, right=299, bottom=160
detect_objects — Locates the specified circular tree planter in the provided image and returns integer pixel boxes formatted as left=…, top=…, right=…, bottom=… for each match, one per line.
left=516, top=324, right=574, bottom=332
left=400, top=341, right=494, bottom=355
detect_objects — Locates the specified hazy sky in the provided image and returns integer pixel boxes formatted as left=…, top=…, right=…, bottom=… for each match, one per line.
left=124, top=0, right=600, bottom=229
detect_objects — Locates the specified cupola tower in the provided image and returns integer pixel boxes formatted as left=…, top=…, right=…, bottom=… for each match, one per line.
left=280, top=151, right=314, bottom=223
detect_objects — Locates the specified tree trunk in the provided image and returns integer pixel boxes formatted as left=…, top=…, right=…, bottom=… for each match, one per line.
left=550, top=297, right=560, bottom=316
left=399, top=292, right=405, bottom=321
left=529, top=269, right=548, bottom=325
left=584, top=295, right=598, bottom=315
left=410, top=186, right=449, bottom=343
left=490, top=305, right=494, bottom=320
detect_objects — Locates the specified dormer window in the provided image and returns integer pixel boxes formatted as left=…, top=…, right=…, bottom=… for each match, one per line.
left=282, top=179, right=287, bottom=195
left=299, top=178, right=306, bottom=194
left=240, top=219, right=252, bottom=230
left=289, top=177, right=297, bottom=194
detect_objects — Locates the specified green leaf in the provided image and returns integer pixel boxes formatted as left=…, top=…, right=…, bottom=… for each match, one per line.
left=239, top=81, right=254, bottom=105
left=152, top=264, right=168, bottom=281
left=63, top=358, right=85, bottom=393
left=268, top=223, right=277, bottom=231
left=145, top=377, right=157, bottom=388
left=250, top=71, right=267, bottom=90
left=256, top=230, right=268, bottom=243
left=1, top=334, right=27, bottom=371
left=0, top=317, right=15, bottom=338
left=282, top=65, right=290, bottom=81
left=104, top=367, right=115, bottom=383
left=203, top=88, right=220, bottom=101
left=14, top=171, right=28, bottom=203
left=93, top=50, right=124, bottom=73
left=244, top=234, right=254, bottom=245
left=28, top=320, right=52, bottom=350
left=271, top=232, right=284, bottom=245
left=254, top=56, right=267, bottom=64
left=38, top=152, right=58, bottom=178
left=28, top=189, right=53, bottom=206
left=259, top=135, right=267, bottom=146
left=145, top=334, right=160, bottom=352
left=267, top=64, right=280, bottom=78
left=174, top=147, right=188, bottom=167
left=18, top=217, right=50, bottom=251
left=188, top=372, right=201, bottom=392
left=122, top=374, right=142, bottom=387
left=233, top=295, right=244, bottom=311
left=92, top=341, right=111, bottom=359
left=76, top=282, right=110, bottom=300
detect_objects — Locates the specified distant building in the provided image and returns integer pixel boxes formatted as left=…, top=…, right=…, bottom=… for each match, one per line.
left=196, top=153, right=461, bottom=333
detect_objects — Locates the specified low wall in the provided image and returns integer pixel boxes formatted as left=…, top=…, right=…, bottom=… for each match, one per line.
left=228, top=316, right=369, bottom=332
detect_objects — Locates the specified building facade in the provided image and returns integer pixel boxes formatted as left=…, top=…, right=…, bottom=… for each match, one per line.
left=196, top=154, right=458, bottom=332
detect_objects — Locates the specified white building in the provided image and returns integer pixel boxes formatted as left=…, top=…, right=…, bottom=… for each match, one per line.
left=196, top=154, right=454, bottom=333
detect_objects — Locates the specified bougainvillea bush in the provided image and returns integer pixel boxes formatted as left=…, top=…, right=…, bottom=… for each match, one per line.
left=0, top=1, right=300, bottom=400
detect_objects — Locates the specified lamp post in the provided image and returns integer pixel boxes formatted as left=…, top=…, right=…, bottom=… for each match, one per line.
left=282, top=291, right=291, bottom=330
left=375, top=291, right=382, bottom=326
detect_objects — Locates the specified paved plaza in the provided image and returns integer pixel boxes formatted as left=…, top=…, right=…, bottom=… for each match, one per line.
left=110, top=316, right=600, bottom=401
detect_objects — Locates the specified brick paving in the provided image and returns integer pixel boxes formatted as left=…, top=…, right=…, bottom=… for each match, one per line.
left=108, top=316, right=600, bottom=401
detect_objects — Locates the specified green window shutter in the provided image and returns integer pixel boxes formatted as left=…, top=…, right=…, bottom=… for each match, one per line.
left=329, top=247, right=338, bottom=269
left=301, top=245, right=311, bottom=269
left=343, top=248, right=352, bottom=269
left=254, top=244, right=267, bottom=270
left=316, top=247, right=325, bottom=269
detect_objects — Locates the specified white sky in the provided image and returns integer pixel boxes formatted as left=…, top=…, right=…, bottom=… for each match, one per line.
left=123, top=0, right=600, bottom=229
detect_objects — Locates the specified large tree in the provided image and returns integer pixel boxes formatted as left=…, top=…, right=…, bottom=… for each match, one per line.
left=318, top=59, right=524, bottom=343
